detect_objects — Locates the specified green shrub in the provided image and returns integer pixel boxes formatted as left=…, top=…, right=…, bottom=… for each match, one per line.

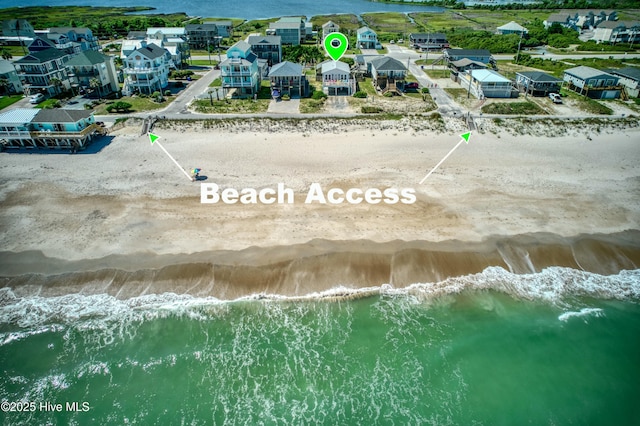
left=282, top=94, right=290, bottom=101
left=421, top=87, right=430, bottom=94
left=312, top=90, right=327, bottom=100
left=105, top=101, right=132, bottom=113
left=361, top=106, right=383, bottom=113
left=151, top=91, right=161, bottom=99
left=164, top=90, right=171, bottom=97
left=383, top=92, right=394, bottom=97
left=353, top=91, right=367, bottom=98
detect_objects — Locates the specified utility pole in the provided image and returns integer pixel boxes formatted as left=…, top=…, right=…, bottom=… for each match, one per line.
left=207, top=39, right=212, bottom=65
left=515, top=30, right=524, bottom=64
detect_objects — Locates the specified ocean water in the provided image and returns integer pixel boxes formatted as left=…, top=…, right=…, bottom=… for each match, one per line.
left=9, top=0, right=444, bottom=20
left=1, top=266, right=640, bottom=425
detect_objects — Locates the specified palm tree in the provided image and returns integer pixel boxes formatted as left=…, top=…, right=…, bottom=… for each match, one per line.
left=89, top=78, right=101, bottom=100
left=0, top=78, right=9, bottom=95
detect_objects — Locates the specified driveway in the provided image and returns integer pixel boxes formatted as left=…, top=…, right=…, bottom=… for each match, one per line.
left=268, top=98, right=300, bottom=114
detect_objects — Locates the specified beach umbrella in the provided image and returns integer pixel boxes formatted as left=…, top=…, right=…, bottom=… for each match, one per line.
left=192, top=168, right=202, bottom=174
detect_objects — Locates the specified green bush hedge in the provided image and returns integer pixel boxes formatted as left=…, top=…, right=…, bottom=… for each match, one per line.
left=353, top=91, right=367, bottom=98
left=361, top=106, right=382, bottom=114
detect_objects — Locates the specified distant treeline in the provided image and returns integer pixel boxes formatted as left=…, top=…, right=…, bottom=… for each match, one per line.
left=377, top=0, right=639, bottom=10
left=0, top=6, right=193, bottom=39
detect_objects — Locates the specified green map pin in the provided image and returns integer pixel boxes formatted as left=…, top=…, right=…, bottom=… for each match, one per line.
left=324, top=33, right=348, bottom=61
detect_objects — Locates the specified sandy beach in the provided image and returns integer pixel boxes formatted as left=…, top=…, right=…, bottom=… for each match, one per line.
left=1, top=117, right=639, bottom=298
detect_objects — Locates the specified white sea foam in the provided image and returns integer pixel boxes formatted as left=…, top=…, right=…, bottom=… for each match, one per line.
left=0, top=267, right=638, bottom=330
left=558, top=308, right=604, bottom=322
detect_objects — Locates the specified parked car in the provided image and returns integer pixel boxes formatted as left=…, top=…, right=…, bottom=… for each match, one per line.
left=398, top=39, right=404, bottom=44
left=405, top=82, right=419, bottom=90
left=29, top=93, right=45, bottom=104
left=549, top=93, right=562, bottom=104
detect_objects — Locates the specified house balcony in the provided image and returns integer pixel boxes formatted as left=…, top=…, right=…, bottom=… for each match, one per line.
left=124, top=67, right=162, bottom=75
left=0, top=130, right=31, bottom=139
left=222, top=70, right=254, bottom=77
left=30, top=123, right=101, bottom=139
left=222, top=80, right=256, bottom=88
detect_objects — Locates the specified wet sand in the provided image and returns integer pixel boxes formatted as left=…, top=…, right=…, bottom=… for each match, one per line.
left=1, top=118, right=639, bottom=299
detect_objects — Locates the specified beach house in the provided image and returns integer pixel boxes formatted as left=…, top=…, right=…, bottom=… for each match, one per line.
left=444, top=49, right=494, bottom=65
left=592, top=21, right=640, bottom=44
left=357, top=27, right=380, bottom=50
left=185, top=23, right=221, bottom=49
left=46, top=27, right=100, bottom=51
left=322, top=21, right=340, bottom=40
left=14, top=48, right=71, bottom=97
left=321, top=60, right=355, bottom=96
left=0, top=108, right=103, bottom=150
left=210, top=21, right=233, bottom=38
left=608, top=67, right=640, bottom=98
left=268, top=61, right=308, bottom=98
left=146, top=28, right=189, bottom=68
left=268, top=17, right=304, bottom=46
left=122, top=43, right=171, bottom=95
left=409, top=33, right=449, bottom=50
left=1, top=19, right=35, bottom=38
left=563, top=66, right=621, bottom=99
left=515, top=71, right=563, bottom=97
left=496, top=21, right=528, bottom=35
left=65, top=50, right=119, bottom=98
left=220, top=41, right=261, bottom=98
left=543, top=14, right=573, bottom=30
left=368, top=56, right=407, bottom=95
left=247, top=35, right=282, bottom=66
left=0, top=59, right=23, bottom=94
left=458, top=69, right=515, bottom=99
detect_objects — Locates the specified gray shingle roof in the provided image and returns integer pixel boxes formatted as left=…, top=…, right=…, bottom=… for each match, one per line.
left=516, top=71, right=562, bottom=82
left=247, top=35, right=281, bottom=45
left=369, top=56, right=406, bottom=71
left=564, top=66, right=615, bottom=80
left=66, top=50, right=111, bottom=66
left=357, top=26, right=376, bottom=35
left=608, top=67, right=640, bottom=82
left=33, top=109, right=93, bottom=123
left=134, top=43, right=167, bottom=60
left=15, top=48, right=67, bottom=64
left=268, top=61, right=302, bottom=77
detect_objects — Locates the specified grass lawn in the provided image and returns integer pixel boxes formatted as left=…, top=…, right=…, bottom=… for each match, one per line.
left=309, top=14, right=360, bottom=33
left=192, top=98, right=269, bottom=114
left=300, top=98, right=326, bottom=113
left=409, top=10, right=551, bottom=33
left=362, top=12, right=416, bottom=35
left=0, top=95, right=23, bottom=110
left=423, top=68, right=450, bottom=79
left=35, top=99, right=60, bottom=109
left=209, top=78, right=221, bottom=87
left=481, top=101, right=547, bottom=115
left=92, top=96, right=172, bottom=114
left=190, top=59, right=219, bottom=66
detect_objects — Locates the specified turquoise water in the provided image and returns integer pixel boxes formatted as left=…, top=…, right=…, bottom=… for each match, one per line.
left=1, top=267, right=640, bottom=425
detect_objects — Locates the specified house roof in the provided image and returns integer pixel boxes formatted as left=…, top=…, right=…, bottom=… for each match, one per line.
left=15, top=48, right=67, bottom=64
left=597, top=20, right=625, bottom=29
left=28, top=36, right=56, bottom=49
left=451, top=58, right=488, bottom=68
left=546, top=14, right=570, bottom=23
left=247, top=35, right=281, bottom=45
left=322, top=21, right=338, bottom=29
left=357, top=26, right=376, bottom=35
left=469, top=69, right=510, bottom=83
left=0, top=108, right=38, bottom=124
left=607, top=67, right=640, bottom=82
left=127, top=31, right=146, bottom=40
left=410, top=32, right=447, bottom=39
left=146, top=27, right=186, bottom=36
left=33, top=109, right=92, bottom=123
left=66, top=50, right=111, bottom=66
left=132, top=43, right=168, bottom=60
left=497, top=21, right=528, bottom=32
left=0, top=59, right=16, bottom=74
left=516, top=71, right=562, bottom=82
left=322, top=60, right=350, bottom=74
left=445, top=49, right=491, bottom=58
left=564, top=65, right=615, bottom=80
left=49, top=27, right=90, bottom=34
left=270, top=22, right=301, bottom=30
left=369, top=56, right=406, bottom=72
left=279, top=17, right=303, bottom=23
left=269, top=61, right=302, bottom=77
left=230, top=40, right=251, bottom=52
left=185, top=23, right=218, bottom=31
left=208, top=21, right=232, bottom=26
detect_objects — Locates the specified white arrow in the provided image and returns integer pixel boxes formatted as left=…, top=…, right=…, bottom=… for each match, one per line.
left=419, top=132, right=471, bottom=184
